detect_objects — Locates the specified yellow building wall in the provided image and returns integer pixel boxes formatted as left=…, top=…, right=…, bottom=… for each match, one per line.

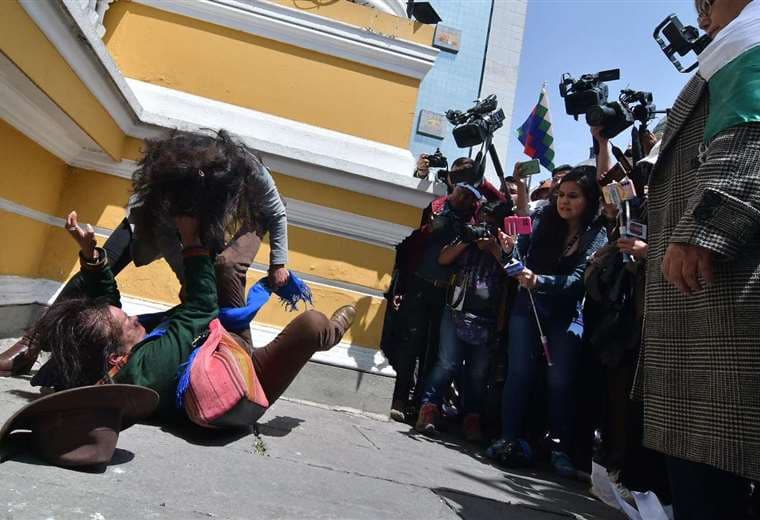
left=103, top=1, right=421, bottom=148
left=0, top=120, right=70, bottom=277
left=0, top=1, right=125, bottom=160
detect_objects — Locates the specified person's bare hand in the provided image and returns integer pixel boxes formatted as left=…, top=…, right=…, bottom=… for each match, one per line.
left=661, top=243, right=714, bottom=294
left=512, top=162, right=527, bottom=185
left=516, top=267, right=538, bottom=289
left=618, top=238, right=648, bottom=259
left=415, top=154, right=431, bottom=178
left=591, top=126, right=608, bottom=144
left=65, top=211, right=97, bottom=260
left=268, top=265, right=290, bottom=289
left=392, top=294, right=403, bottom=311
left=174, top=215, right=201, bottom=248
left=640, top=129, right=657, bottom=156
left=497, top=230, right=515, bottom=254
left=602, top=202, right=619, bottom=220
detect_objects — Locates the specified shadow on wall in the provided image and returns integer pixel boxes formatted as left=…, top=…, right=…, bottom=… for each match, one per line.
left=344, top=295, right=392, bottom=391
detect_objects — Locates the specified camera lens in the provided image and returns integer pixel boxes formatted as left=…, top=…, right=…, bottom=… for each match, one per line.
left=585, top=104, right=617, bottom=126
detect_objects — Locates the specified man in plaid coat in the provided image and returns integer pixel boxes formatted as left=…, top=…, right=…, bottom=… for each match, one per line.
left=634, top=0, right=760, bottom=517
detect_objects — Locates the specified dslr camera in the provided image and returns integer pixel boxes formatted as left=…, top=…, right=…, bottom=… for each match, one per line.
left=446, top=95, right=506, bottom=148
left=415, top=148, right=449, bottom=181
left=586, top=89, right=657, bottom=139
left=559, top=69, right=620, bottom=120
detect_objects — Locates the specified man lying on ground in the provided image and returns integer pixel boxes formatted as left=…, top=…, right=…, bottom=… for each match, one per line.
left=34, top=211, right=355, bottom=421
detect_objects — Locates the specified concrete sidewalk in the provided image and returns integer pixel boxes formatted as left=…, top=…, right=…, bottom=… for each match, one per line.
left=0, top=352, right=623, bottom=520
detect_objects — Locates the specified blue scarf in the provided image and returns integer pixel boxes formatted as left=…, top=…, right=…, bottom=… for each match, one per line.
left=138, top=270, right=313, bottom=339
left=217, top=271, right=313, bottom=331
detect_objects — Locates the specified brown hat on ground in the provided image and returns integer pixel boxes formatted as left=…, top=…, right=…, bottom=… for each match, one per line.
left=0, top=384, right=158, bottom=467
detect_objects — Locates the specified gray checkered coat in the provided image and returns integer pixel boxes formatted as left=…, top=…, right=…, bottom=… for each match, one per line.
left=633, top=74, right=760, bottom=479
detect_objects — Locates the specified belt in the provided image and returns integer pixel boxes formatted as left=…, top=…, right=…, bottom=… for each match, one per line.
left=415, top=274, right=450, bottom=289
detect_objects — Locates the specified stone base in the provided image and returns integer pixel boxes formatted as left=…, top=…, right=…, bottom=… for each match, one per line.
left=282, top=360, right=394, bottom=417
left=0, top=304, right=45, bottom=338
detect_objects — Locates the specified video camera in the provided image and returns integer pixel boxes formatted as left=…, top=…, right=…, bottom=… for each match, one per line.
left=446, top=95, right=506, bottom=148
left=586, top=89, right=658, bottom=139
left=559, top=69, right=620, bottom=120
left=461, top=223, right=498, bottom=243
left=654, top=15, right=711, bottom=73
left=459, top=200, right=513, bottom=243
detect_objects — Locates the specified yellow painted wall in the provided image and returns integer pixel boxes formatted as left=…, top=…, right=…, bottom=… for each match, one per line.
left=0, top=120, right=69, bottom=215
left=103, top=1, right=421, bottom=148
left=0, top=120, right=70, bottom=276
left=0, top=1, right=125, bottom=160
left=0, top=212, right=54, bottom=278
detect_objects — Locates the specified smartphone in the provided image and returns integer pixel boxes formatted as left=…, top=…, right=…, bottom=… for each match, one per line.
left=516, top=159, right=541, bottom=176
left=504, top=258, right=525, bottom=277
left=504, top=216, right=532, bottom=235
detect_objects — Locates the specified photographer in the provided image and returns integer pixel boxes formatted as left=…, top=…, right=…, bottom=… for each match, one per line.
left=486, top=166, right=607, bottom=476
left=633, top=1, right=760, bottom=516
left=415, top=200, right=515, bottom=442
left=389, top=182, right=482, bottom=422
left=417, top=155, right=505, bottom=226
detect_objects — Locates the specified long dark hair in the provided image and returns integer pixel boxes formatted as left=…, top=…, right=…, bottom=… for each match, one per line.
left=33, top=298, right=124, bottom=389
left=131, top=129, right=263, bottom=254
left=529, top=166, right=600, bottom=273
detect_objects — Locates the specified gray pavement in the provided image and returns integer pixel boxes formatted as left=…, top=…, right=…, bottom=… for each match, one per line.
left=0, top=340, right=622, bottom=520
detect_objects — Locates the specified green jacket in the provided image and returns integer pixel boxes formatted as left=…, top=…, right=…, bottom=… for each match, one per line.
left=82, top=251, right=218, bottom=417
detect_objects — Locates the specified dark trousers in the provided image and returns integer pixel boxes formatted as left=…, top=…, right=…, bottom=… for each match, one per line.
left=213, top=227, right=342, bottom=404
left=391, top=276, right=446, bottom=405
left=421, top=307, right=490, bottom=416
left=667, top=456, right=751, bottom=520
left=502, top=292, right=582, bottom=454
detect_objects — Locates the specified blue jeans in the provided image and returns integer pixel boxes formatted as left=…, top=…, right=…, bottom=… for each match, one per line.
left=502, top=291, right=582, bottom=453
left=421, top=307, right=491, bottom=415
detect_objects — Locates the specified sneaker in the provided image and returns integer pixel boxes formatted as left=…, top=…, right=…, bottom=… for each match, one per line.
left=608, top=470, right=635, bottom=506
left=389, top=400, right=406, bottom=423
left=462, top=414, right=483, bottom=443
left=415, top=403, right=439, bottom=435
left=486, top=438, right=534, bottom=468
left=551, top=450, right=577, bottom=479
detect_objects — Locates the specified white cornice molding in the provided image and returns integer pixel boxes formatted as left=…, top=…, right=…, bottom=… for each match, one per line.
left=284, top=198, right=412, bottom=249
left=0, top=53, right=95, bottom=163
left=19, top=0, right=145, bottom=137
left=132, top=0, right=438, bottom=80
left=126, top=78, right=441, bottom=208
left=0, top=197, right=113, bottom=238
left=0, top=276, right=395, bottom=376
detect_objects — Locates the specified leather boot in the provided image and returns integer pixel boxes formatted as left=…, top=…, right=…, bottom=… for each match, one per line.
left=0, top=334, right=40, bottom=376
left=329, top=305, right=356, bottom=338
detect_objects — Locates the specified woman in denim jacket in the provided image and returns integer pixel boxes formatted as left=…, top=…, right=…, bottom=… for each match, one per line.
left=487, top=166, right=607, bottom=476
